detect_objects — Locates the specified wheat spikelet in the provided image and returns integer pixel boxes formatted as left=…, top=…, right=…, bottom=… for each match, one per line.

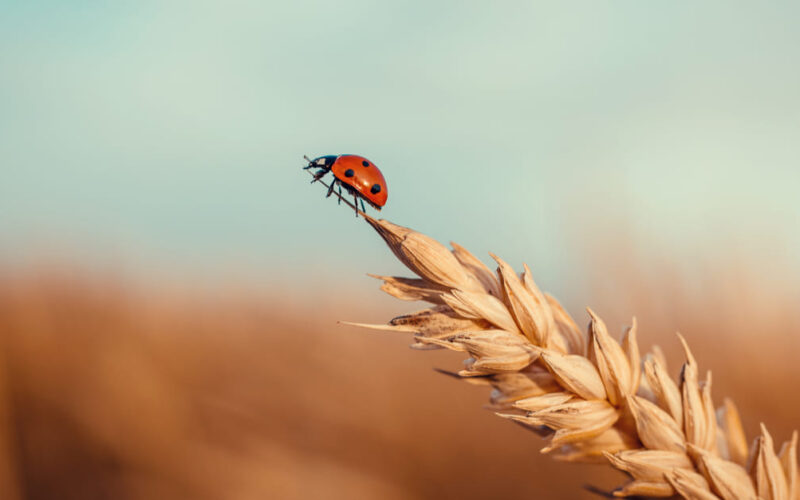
left=347, top=215, right=799, bottom=499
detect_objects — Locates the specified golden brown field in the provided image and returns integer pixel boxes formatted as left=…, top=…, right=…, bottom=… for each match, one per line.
left=0, top=259, right=797, bottom=499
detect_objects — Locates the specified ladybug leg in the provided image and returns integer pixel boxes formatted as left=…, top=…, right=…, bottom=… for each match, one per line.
left=326, top=178, right=336, bottom=198
left=360, top=198, right=366, bottom=212
left=310, top=168, right=328, bottom=184
left=337, top=184, right=342, bottom=204
left=353, top=193, right=358, bottom=217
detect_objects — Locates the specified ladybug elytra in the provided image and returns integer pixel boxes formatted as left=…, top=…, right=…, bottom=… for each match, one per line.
left=304, top=154, right=388, bottom=216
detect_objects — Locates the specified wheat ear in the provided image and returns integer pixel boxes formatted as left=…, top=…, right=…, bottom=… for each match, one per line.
left=346, top=216, right=798, bottom=500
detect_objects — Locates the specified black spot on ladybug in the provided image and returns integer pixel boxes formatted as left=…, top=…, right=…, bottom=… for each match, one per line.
left=370, top=184, right=381, bottom=194
left=345, top=169, right=355, bottom=177
left=362, top=160, right=370, bottom=167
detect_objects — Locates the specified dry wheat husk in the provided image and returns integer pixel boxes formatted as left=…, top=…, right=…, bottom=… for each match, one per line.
left=350, top=216, right=799, bottom=500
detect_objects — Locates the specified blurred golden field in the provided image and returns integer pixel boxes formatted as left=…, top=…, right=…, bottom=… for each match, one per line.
left=0, top=257, right=798, bottom=499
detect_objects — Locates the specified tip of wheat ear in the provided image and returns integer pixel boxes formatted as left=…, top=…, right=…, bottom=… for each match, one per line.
left=347, top=217, right=798, bottom=500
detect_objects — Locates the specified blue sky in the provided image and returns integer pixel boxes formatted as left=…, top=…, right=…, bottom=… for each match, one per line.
left=2, top=1, right=799, bottom=291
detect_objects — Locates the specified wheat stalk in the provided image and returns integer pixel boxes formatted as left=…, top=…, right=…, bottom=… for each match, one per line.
left=346, top=215, right=798, bottom=499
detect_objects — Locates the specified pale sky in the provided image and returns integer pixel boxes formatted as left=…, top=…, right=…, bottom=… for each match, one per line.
left=2, top=1, right=799, bottom=291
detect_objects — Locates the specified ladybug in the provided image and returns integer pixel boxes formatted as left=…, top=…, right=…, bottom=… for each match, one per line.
left=304, top=154, right=388, bottom=216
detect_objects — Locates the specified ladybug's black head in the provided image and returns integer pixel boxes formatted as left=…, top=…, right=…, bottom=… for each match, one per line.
left=309, top=155, right=338, bottom=169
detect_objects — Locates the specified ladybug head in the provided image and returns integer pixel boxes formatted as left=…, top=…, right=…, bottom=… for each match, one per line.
left=309, top=155, right=339, bottom=169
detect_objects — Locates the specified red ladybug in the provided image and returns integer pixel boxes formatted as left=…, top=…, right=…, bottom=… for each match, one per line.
left=304, top=154, right=388, bottom=216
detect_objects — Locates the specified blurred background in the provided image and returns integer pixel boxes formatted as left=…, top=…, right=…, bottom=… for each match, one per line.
left=1, top=1, right=799, bottom=498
